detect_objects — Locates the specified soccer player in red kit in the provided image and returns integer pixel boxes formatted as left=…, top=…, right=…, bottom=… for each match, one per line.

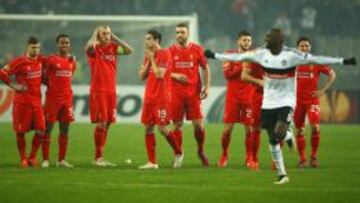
left=294, top=36, right=336, bottom=168
left=241, top=61, right=264, bottom=170
left=218, top=31, right=258, bottom=169
left=168, top=23, right=211, bottom=166
left=41, top=34, right=76, bottom=168
left=138, top=30, right=183, bottom=169
left=0, top=36, right=45, bottom=168
left=85, top=25, right=133, bottom=166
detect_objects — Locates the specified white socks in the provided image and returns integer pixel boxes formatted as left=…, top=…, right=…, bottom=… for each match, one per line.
left=269, top=144, right=287, bottom=176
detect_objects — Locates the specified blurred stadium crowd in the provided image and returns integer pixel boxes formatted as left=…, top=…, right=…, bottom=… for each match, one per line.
left=0, top=0, right=359, bottom=86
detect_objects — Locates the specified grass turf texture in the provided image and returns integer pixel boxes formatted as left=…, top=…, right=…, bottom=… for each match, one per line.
left=0, top=123, right=359, bottom=203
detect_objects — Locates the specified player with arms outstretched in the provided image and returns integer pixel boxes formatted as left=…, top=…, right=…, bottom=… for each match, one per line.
left=205, top=29, right=356, bottom=184
left=85, top=25, right=133, bottom=166
left=294, top=36, right=336, bottom=168
left=41, top=34, right=76, bottom=168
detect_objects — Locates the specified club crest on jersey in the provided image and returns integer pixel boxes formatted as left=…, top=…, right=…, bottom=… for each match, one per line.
left=281, top=60, right=287, bottom=66
left=174, top=55, right=179, bottom=60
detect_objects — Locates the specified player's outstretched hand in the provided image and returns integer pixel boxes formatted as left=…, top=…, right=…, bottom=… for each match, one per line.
left=343, top=57, right=356, bottom=65
left=204, top=49, right=215, bottom=59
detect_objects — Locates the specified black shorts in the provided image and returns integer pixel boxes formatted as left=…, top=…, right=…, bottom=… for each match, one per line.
left=261, top=107, right=293, bottom=129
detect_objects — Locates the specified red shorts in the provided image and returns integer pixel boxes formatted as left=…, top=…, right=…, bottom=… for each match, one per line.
left=141, top=102, right=171, bottom=126
left=89, top=91, right=117, bottom=123
left=294, top=101, right=320, bottom=128
left=44, top=99, right=74, bottom=123
left=224, top=101, right=252, bottom=125
left=171, top=91, right=202, bottom=121
left=251, top=92, right=263, bottom=128
left=12, top=103, right=45, bottom=133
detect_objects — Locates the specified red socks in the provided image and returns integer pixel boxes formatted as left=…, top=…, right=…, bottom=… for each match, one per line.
left=94, top=127, right=106, bottom=160
left=42, top=134, right=50, bottom=160
left=29, top=133, right=43, bottom=160
left=311, top=132, right=320, bottom=159
left=245, top=130, right=253, bottom=163
left=221, top=131, right=231, bottom=157
left=58, top=135, right=68, bottom=161
left=194, top=128, right=205, bottom=154
left=252, top=130, right=261, bottom=163
left=16, top=133, right=26, bottom=160
left=173, top=130, right=183, bottom=149
left=145, top=133, right=156, bottom=164
left=165, top=131, right=182, bottom=155
left=296, top=134, right=306, bottom=162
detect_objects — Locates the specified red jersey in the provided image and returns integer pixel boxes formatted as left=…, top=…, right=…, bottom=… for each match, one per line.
left=168, top=42, right=208, bottom=96
left=0, top=55, right=43, bottom=106
left=86, top=42, right=119, bottom=92
left=223, top=50, right=255, bottom=103
left=249, top=62, right=264, bottom=95
left=44, top=54, right=76, bottom=103
left=296, top=64, right=332, bottom=104
left=143, top=49, right=172, bottom=105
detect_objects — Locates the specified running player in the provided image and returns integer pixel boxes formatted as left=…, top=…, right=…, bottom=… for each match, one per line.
left=205, top=28, right=356, bottom=184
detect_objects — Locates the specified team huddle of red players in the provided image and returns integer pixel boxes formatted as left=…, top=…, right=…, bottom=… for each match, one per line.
left=0, top=24, right=335, bottom=170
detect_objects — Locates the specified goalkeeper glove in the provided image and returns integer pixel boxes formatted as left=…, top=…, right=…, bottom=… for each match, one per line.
left=343, top=57, right=356, bottom=65
left=204, top=49, right=215, bottom=59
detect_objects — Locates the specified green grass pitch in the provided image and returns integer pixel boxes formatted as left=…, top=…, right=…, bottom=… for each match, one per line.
left=0, top=123, right=359, bottom=203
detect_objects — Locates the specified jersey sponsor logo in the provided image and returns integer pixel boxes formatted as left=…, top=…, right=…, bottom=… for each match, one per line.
left=55, top=70, right=72, bottom=77
left=265, top=72, right=295, bottom=79
left=175, top=61, right=194, bottom=68
left=297, top=72, right=314, bottom=78
left=27, top=70, right=42, bottom=79
left=101, top=54, right=116, bottom=61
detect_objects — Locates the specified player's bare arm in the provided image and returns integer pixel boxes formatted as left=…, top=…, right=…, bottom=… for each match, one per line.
left=241, top=63, right=264, bottom=87
left=200, top=65, right=210, bottom=99
left=138, top=63, right=150, bottom=81
left=145, top=49, right=165, bottom=79
left=312, top=69, right=336, bottom=98
left=0, top=65, right=27, bottom=92
left=85, top=29, right=98, bottom=52
left=111, top=33, right=134, bottom=55
left=171, top=73, right=188, bottom=84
